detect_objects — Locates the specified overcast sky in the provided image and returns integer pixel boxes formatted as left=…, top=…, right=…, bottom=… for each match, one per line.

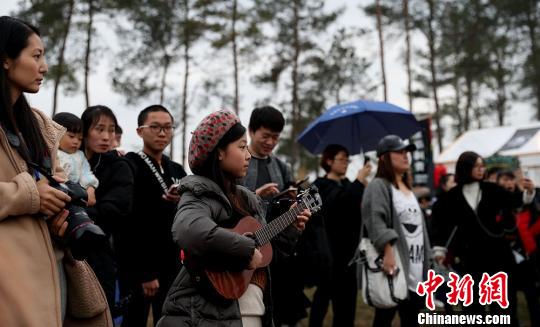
left=2, top=0, right=533, bottom=178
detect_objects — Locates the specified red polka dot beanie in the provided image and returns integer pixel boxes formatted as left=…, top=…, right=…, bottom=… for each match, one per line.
left=188, top=109, right=241, bottom=173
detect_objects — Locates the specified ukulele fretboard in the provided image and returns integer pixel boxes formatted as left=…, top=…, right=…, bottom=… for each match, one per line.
left=254, top=203, right=306, bottom=246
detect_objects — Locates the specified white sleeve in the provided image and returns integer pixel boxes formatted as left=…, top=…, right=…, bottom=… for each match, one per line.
left=523, top=189, right=536, bottom=205
left=78, top=152, right=99, bottom=189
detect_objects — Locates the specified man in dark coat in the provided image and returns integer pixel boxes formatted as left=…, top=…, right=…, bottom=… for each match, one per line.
left=241, top=106, right=307, bottom=325
left=121, top=105, right=187, bottom=326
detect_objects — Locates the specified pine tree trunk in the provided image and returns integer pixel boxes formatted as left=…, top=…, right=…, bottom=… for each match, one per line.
left=84, top=0, right=94, bottom=108
left=526, top=0, right=540, bottom=120
left=376, top=0, right=388, bottom=101
left=451, top=15, right=463, bottom=135
left=179, top=0, right=190, bottom=166
left=158, top=52, right=171, bottom=159
left=403, top=0, right=413, bottom=112
left=453, top=76, right=463, bottom=134
left=427, top=0, right=443, bottom=150
left=464, top=75, right=473, bottom=131
left=52, top=0, right=74, bottom=115
left=232, top=0, right=239, bottom=115
left=159, top=54, right=170, bottom=104
left=291, top=0, right=300, bottom=169
left=495, top=58, right=507, bottom=126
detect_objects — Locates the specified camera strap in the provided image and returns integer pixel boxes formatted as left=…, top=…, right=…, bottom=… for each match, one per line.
left=137, top=151, right=168, bottom=194
left=3, top=126, right=51, bottom=178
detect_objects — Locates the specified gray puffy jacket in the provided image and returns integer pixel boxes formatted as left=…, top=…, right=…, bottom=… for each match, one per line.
left=158, top=175, right=300, bottom=327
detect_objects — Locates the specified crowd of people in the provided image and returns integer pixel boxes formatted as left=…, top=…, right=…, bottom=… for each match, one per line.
left=3, top=15, right=540, bottom=327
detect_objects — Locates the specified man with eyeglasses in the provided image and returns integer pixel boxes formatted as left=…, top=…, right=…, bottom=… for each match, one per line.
left=122, top=105, right=187, bottom=326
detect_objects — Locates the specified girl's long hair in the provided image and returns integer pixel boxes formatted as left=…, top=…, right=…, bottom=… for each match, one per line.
left=376, top=152, right=411, bottom=189
left=455, top=151, right=482, bottom=185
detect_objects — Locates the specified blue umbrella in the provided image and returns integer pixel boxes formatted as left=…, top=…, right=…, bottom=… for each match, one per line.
left=297, top=99, right=421, bottom=155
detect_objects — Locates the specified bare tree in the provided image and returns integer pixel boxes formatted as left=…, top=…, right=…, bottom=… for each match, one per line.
left=403, top=0, right=413, bottom=111
left=52, top=0, right=75, bottom=114
left=232, top=0, right=240, bottom=114
left=426, top=0, right=443, bottom=150
left=84, top=0, right=94, bottom=108
left=375, top=0, right=388, bottom=101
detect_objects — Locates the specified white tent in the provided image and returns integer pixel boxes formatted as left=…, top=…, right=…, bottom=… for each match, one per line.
left=436, top=122, right=540, bottom=182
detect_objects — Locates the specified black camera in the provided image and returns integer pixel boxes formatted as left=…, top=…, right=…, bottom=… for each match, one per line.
left=43, top=173, right=107, bottom=260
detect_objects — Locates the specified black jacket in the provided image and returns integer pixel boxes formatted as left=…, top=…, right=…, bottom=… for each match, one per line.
left=431, top=181, right=523, bottom=274
left=124, top=152, right=187, bottom=282
left=87, top=151, right=134, bottom=236
left=314, top=177, right=365, bottom=265
left=85, top=150, right=134, bottom=308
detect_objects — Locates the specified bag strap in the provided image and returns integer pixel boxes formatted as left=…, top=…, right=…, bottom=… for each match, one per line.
left=137, top=151, right=168, bottom=194
left=351, top=181, right=395, bottom=267
left=472, top=185, right=507, bottom=238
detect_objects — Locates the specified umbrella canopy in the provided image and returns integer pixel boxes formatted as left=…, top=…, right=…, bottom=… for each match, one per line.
left=297, top=99, right=421, bottom=155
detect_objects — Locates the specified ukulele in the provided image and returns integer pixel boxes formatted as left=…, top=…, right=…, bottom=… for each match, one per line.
left=204, top=185, right=322, bottom=299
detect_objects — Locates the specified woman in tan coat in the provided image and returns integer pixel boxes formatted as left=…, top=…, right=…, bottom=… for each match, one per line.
left=0, top=16, right=72, bottom=326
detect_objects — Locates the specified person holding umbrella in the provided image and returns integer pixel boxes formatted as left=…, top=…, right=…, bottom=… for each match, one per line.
left=362, top=135, right=431, bottom=327
left=307, top=144, right=371, bottom=327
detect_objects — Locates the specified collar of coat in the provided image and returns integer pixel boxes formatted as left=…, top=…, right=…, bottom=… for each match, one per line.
left=178, top=175, right=266, bottom=220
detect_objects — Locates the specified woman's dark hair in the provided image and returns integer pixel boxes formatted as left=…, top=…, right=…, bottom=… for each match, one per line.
left=0, top=16, right=48, bottom=166
left=81, top=105, right=118, bottom=152
left=376, top=152, right=411, bottom=189
left=320, top=144, right=349, bottom=173
left=455, top=151, right=482, bottom=185
left=53, top=112, right=82, bottom=133
left=436, top=173, right=454, bottom=197
left=197, top=123, right=252, bottom=217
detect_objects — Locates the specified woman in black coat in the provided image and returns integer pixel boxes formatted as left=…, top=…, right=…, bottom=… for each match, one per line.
left=81, top=105, right=134, bottom=312
left=432, top=151, right=535, bottom=325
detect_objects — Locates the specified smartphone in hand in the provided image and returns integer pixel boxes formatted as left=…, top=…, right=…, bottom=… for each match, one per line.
left=168, top=183, right=180, bottom=195
left=364, top=156, right=371, bottom=166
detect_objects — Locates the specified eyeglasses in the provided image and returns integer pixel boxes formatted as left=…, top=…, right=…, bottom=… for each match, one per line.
left=140, top=124, right=175, bottom=134
left=334, top=157, right=351, bottom=163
